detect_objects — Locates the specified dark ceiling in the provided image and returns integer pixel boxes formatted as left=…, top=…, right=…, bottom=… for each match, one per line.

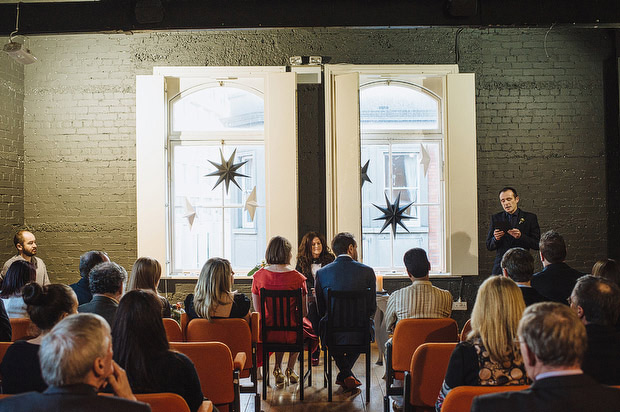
left=1, top=0, right=619, bottom=36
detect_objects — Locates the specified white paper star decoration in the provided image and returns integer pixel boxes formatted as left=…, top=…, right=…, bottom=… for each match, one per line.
left=372, top=192, right=415, bottom=238
left=205, top=148, right=249, bottom=193
left=182, top=197, right=197, bottom=230
left=244, top=186, right=259, bottom=221
left=420, top=144, right=430, bottom=177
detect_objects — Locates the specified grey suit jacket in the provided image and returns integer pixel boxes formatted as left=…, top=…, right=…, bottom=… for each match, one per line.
left=471, top=373, right=620, bottom=412
left=78, top=295, right=118, bottom=327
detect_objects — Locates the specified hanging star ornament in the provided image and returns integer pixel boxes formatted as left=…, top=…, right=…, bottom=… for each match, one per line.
left=244, top=186, right=259, bottom=221
left=420, top=144, right=431, bottom=177
left=205, top=148, right=249, bottom=193
left=361, top=159, right=372, bottom=187
left=182, top=197, right=197, bottom=230
left=372, top=192, right=415, bottom=237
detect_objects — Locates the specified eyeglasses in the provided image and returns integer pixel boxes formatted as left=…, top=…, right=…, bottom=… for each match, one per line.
left=567, top=296, right=574, bottom=306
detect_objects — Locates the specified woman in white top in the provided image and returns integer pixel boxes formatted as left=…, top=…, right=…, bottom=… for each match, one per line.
left=0, top=260, right=35, bottom=318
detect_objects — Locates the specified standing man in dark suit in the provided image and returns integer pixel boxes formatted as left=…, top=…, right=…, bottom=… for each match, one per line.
left=78, top=261, right=126, bottom=327
left=0, top=313, right=150, bottom=412
left=471, top=302, right=620, bottom=412
left=531, top=230, right=584, bottom=304
left=486, top=187, right=540, bottom=275
left=315, top=232, right=376, bottom=391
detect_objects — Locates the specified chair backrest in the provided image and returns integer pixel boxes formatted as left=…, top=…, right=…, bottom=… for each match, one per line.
left=392, top=318, right=458, bottom=373
left=0, top=342, right=13, bottom=365
left=186, top=317, right=253, bottom=370
left=259, top=288, right=303, bottom=344
left=170, top=342, right=235, bottom=407
left=180, top=312, right=189, bottom=339
left=408, top=342, right=457, bottom=408
left=9, top=318, right=37, bottom=342
left=325, top=288, right=372, bottom=347
left=441, top=385, right=529, bottom=412
left=163, top=318, right=184, bottom=342
left=460, top=319, right=472, bottom=342
left=135, top=392, right=190, bottom=412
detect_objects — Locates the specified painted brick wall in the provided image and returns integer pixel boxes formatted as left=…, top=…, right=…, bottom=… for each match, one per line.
left=6, top=28, right=612, bottom=295
left=0, top=52, right=24, bottom=260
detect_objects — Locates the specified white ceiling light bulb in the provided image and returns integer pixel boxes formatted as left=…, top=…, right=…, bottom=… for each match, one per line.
left=3, top=3, right=38, bottom=65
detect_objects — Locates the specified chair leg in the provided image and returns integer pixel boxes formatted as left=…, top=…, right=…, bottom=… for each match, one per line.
left=254, top=393, right=261, bottom=412
left=300, top=349, right=304, bottom=401
left=307, top=347, right=312, bottom=386
left=262, top=350, right=267, bottom=400
left=384, top=395, right=390, bottom=412
left=327, top=347, right=332, bottom=402
left=323, top=347, right=328, bottom=388
left=366, top=348, right=371, bottom=403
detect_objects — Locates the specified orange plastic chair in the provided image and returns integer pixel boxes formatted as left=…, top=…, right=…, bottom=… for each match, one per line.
left=441, top=385, right=529, bottom=412
left=402, top=342, right=457, bottom=412
left=459, top=319, right=472, bottom=342
left=384, top=318, right=459, bottom=412
left=180, top=312, right=189, bottom=339
left=163, top=318, right=184, bottom=342
left=170, top=341, right=244, bottom=412
left=186, top=314, right=260, bottom=412
left=134, top=393, right=191, bottom=412
left=0, top=342, right=13, bottom=364
left=9, top=318, right=37, bottom=341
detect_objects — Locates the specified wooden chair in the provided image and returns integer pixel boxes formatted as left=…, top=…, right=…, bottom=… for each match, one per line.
left=323, top=288, right=373, bottom=403
left=170, top=342, right=244, bottom=412
left=384, top=318, right=459, bottom=412
left=9, top=318, right=37, bottom=341
left=259, top=288, right=311, bottom=401
left=441, top=385, right=529, bottom=412
left=403, top=342, right=457, bottom=412
left=186, top=314, right=261, bottom=412
left=459, top=319, right=472, bottom=342
left=163, top=318, right=184, bottom=342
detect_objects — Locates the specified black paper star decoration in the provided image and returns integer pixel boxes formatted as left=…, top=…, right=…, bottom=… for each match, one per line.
left=361, top=159, right=372, bottom=187
left=205, top=148, right=249, bottom=193
left=372, top=192, right=415, bottom=237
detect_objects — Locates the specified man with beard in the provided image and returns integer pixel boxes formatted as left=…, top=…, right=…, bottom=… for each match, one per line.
left=1, top=230, right=50, bottom=286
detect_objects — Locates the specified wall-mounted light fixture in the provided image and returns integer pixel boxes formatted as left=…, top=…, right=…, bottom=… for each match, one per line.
left=2, top=3, right=37, bottom=65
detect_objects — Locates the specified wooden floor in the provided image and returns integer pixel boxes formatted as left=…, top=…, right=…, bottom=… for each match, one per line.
left=239, top=344, right=393, bottom=412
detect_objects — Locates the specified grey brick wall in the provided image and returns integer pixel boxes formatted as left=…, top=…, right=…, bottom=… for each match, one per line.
left=0, top=28, right=613, bottom=296
left=0, top=52, right=24, bottom=260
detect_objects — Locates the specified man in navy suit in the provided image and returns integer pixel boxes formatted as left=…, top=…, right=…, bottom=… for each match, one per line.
left=315, top=232, right=376, bottom=391
left=0, top=313, right=150, bottom=412
left=471, top=302, right=620, bottom=412
left=486, top=187, right=540, bottom=275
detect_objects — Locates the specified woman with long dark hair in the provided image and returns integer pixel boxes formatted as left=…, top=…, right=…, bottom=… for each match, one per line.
left=0, top=283, right=77, bottom=393
left=128, top=257, right=171, bottom=317
left=0, top=260, right=36, bottom=318
left=295, top=231, right=334, bottom=365
left=112, top=290, right=203, bottom=412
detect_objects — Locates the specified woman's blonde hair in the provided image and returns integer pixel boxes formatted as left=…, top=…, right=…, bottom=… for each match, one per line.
left=193, top=258, right=232, bottom=320
left=469, top=276, right=526, bottom=364
left=128, top=257, right=162, bottom=292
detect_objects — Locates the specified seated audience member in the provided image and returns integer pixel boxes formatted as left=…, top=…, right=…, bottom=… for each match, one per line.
left=385, top=248, right=452, bottom=332
left=569, top=275, right=620, bottom=385
left=295, top=231, right=335, bottom=365
left=78, top=262, right=126, bottom=327
left=592, top=258, right=620, bottom=288
left=436, top=276, right=528, bottom=411
left=1, top=230, right=49, bottom=287
left=501, top=247, right=547, bottom=306
left=113, top=290, right=203, bottom=412
left=0, top=300, right=10, bottom=342
left=471, top=302, right=620, bottom=412
left=0, top=313, right=149, bottom=412
left=128, top=257, right=171, bottom=318
left=70, top=251, right=109, bottom=305
left=0, top=260, right=35, bottom=318
left=0, top=283, right=78, bottom=393
left=531, top=230, right=583, bottom=304
left=185, top=257, right=250, bottom=322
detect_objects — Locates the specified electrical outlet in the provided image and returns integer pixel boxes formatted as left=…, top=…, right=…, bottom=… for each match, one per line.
left=452, top=301, right=467, bottom=311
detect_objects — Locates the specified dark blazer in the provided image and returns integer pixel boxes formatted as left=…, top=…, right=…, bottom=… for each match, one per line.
left=0, top=299, right=11, bottom=342
left=315, top=255, right=376, bottom=343
left=78, top=295, right=118, bottom=327
left=531, top=263, right=584, bottom=304
left=0, top=384, right=151, bottom=412
left=582, top=324, right=620, bottom=385
left=471, top=373, right=620, bottom=412
left=518, top=285, right=547, bottom=307
left=486, top=209, right=540, bottom=275
left=69, top=276, right=93, bottom=305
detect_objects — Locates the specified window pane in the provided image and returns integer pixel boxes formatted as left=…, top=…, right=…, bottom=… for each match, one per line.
left=360, top=83, right=439, bottom=131
left=172, top=86, right=264, bottom=132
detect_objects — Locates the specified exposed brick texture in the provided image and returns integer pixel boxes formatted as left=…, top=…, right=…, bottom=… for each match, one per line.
left=0, top=28, right=613, bottom=306
left=0, top=52, right=24, bottom=260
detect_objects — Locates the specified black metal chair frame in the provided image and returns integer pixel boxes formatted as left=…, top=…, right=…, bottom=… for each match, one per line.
left=259, top=288, right=312, bottom=401
left=322, top=288, right=372, bottom=403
